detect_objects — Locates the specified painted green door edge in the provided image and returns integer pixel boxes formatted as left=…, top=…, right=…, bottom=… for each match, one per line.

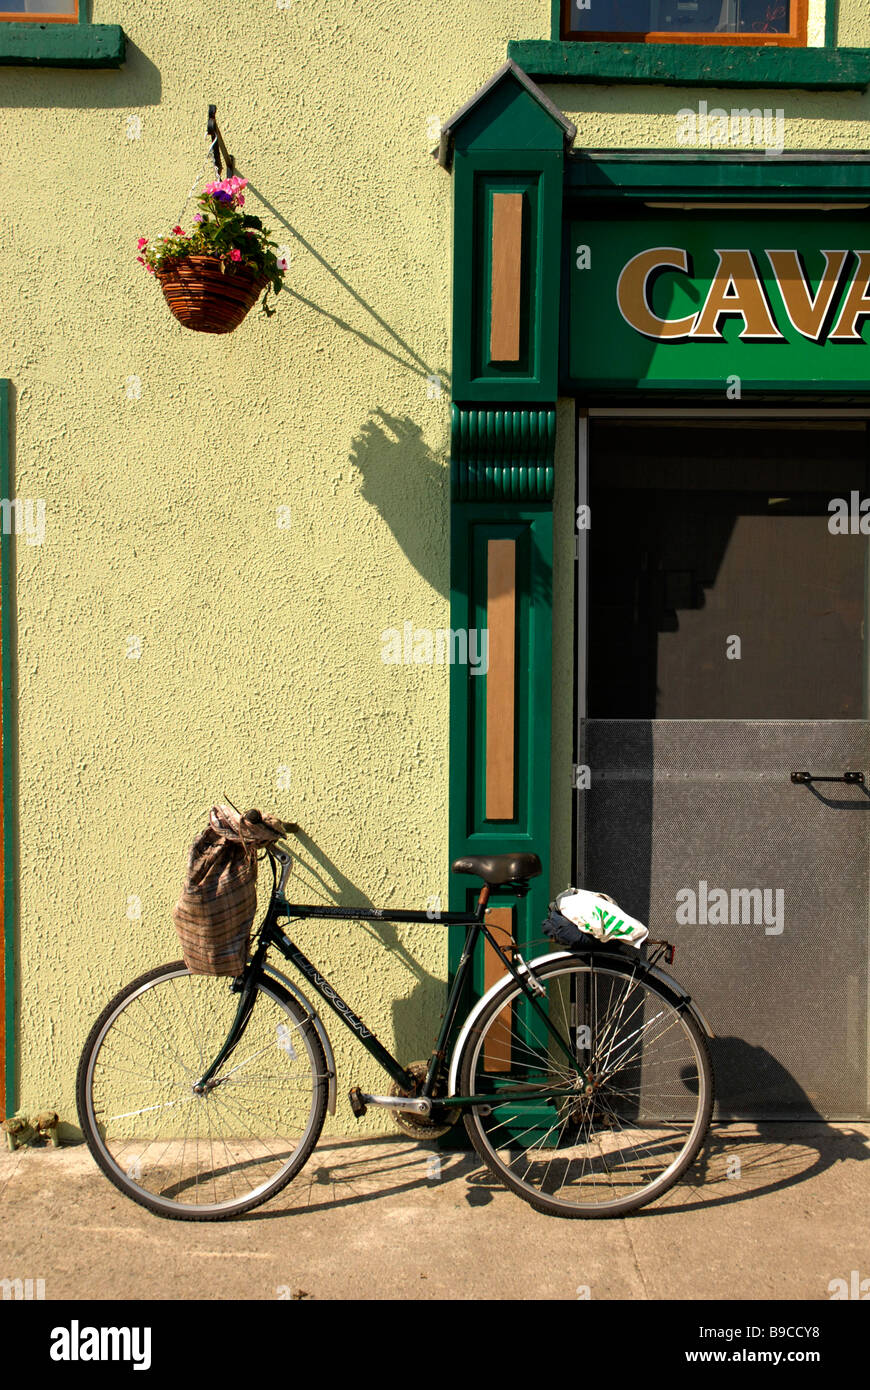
left=0, top=23, right=125, bottom=67
left=0, top=381, right=14, bottom=1116
left=507, top=39, right=870, bottom=89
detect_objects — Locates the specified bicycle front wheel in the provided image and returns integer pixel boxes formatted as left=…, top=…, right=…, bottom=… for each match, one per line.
left=458, top=954, right=713, bottom=1218
left=76, top=961, right=328, bottom=1221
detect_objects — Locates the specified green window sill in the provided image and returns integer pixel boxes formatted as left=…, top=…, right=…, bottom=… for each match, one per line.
left=0, top=22, right=125, bottom=67
left=507, top=40, right=870, bottom=91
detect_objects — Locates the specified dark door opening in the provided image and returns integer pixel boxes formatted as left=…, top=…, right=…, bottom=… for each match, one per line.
left=577, top=416, right=870, bottom=1119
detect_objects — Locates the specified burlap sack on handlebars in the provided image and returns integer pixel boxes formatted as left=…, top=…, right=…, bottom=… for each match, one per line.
left=172, top=805, right=286, bottom=976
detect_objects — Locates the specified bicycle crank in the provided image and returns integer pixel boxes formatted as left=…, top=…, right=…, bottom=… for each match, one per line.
left=348, top=1064, right=461, bottom=1137
left=348, top=1087, right=432, bottom=1118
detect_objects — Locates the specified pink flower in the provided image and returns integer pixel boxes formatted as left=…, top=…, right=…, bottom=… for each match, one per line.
left=236, top=195, right=245, bottom=207
left=137, top=237, right=148, bottom=250
left=203, top=175, right=248, bottom=203
left=229, top=248, right=242, bottom=262
left=193, top=213, right=203, bottom=224
left=137, top=255, right=145, bottom=264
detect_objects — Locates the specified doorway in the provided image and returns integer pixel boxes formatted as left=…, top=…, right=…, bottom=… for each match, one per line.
left=575, top=411, right=870, bottom=1119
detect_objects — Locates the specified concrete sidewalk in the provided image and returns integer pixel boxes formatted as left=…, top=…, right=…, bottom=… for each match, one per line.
left=1, top=1124, right=868, bottom=1301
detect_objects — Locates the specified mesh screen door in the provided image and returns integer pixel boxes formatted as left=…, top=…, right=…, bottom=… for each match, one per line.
left=576, top=415, right=870, bottom=1119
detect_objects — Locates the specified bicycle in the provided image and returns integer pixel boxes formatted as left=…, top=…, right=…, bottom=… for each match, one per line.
left=76, top=832, right=714, bottom=1221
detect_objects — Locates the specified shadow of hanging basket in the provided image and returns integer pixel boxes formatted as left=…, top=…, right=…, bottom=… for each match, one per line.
left=155, top=254, right=269, bottom=334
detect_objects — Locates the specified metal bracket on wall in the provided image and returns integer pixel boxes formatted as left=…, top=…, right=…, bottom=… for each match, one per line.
left=790, top=771, right=865, bottom=785
left=207, top=105, right=235, bottom=179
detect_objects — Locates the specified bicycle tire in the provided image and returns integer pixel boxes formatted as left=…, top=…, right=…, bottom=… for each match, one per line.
left=457, top=953, right=713, bottom=1218
left=76, top=960, right=329, bottom=1221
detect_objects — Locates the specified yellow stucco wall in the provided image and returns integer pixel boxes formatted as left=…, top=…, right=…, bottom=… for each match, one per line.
left=4, top=0, right=870, bottom=1135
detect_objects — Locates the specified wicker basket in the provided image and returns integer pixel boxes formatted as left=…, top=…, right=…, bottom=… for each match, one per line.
left=155, top=254, right=268, bottom=334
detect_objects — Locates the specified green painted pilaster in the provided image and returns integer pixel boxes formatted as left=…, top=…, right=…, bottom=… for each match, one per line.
left=451, top=406, right=556, bottom=501
left=448, top=504, right=553, bottom=990
left=446, top=64, right=573, bottom=406
left=443, top=65, right=568, bottom=994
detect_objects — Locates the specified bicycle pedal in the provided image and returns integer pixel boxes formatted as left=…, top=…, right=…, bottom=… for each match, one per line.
left=348, top=1086, right=367, bottom=1119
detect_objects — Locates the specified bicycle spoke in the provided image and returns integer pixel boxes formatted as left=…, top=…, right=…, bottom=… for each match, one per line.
left=80, top=967, right=325, bottom=1216
left=463, top=959, right=711, bottom=1215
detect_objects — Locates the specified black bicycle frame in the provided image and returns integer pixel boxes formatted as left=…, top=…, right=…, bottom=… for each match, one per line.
left=195, top=881, right=587, bottom=1105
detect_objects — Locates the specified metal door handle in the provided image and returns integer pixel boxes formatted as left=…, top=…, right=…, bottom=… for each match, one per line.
left=790, top=771, right=865, bottom=785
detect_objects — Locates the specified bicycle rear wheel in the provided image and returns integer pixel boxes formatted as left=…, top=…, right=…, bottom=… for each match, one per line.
left=76, top=961, right=328, bottom=1221
left=458, top=954, right=713, bottom=1218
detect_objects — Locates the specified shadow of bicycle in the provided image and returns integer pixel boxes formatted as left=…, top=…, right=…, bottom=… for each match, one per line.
left=239, top=1134, right=486, bottom=1221
left=639, top=1033, right=870, bottom=1218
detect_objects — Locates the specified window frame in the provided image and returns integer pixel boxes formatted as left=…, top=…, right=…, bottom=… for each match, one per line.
left=561, top=0, right=809, bottom=47
left=0, top=1, right=78, bottom=22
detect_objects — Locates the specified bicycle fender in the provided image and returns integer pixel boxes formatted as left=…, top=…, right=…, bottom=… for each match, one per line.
left=639, top=960, right=715, bottom=1039
left=570, top=944, right=715, bottom=1038
left=540, top=946, right=715, bottom=1038
left=262, top=964, right=338, bottom=1115
left=447, top=946, right=713, bottom=1095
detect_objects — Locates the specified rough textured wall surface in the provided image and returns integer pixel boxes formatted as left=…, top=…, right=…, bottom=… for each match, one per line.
left=4, top=0, right=869, bottom=1135
left=5, top=0, right=522, bottom=1135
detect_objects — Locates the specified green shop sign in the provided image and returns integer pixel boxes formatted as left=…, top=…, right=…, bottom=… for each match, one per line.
left=566, top=212, right=870, bottom=393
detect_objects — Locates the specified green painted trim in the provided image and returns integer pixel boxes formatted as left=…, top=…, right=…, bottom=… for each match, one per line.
left=451, top=407, right=556, bottom=500
left=448, top=503, right=553, bottom=989
left=452, top=151, right=565, bottom=403
left=450, top=69, right=572, bottom=156
left=0, top=381, right=14, bottom=1116
left=0, top=22, right=125, bottom=67
left=447, top=72, right=568, bottom=403
left=567, top=151, right=870, bottom=200
left=507, top=40, right=870, bottom=90
left=561, top=377, right=870, bottom=392
left=825, top=0, right=838, bottom=49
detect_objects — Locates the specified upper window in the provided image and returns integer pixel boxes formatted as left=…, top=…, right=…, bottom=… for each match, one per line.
left=562, top=0, right=807, bottom=45
left=0, top=0, right=77, bottom=19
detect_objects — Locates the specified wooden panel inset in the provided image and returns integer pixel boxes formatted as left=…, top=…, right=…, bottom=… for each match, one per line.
left=486, top=538, right=516, bottom=820
left=489, top=192, right=523, bottom=363
left=483, top=907, right=514, bottom=1073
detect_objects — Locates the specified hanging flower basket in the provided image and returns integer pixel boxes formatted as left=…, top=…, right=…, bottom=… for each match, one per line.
left=155, top=255, right=269, bottom=334
left=138, top=175, right=285, bottom=334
